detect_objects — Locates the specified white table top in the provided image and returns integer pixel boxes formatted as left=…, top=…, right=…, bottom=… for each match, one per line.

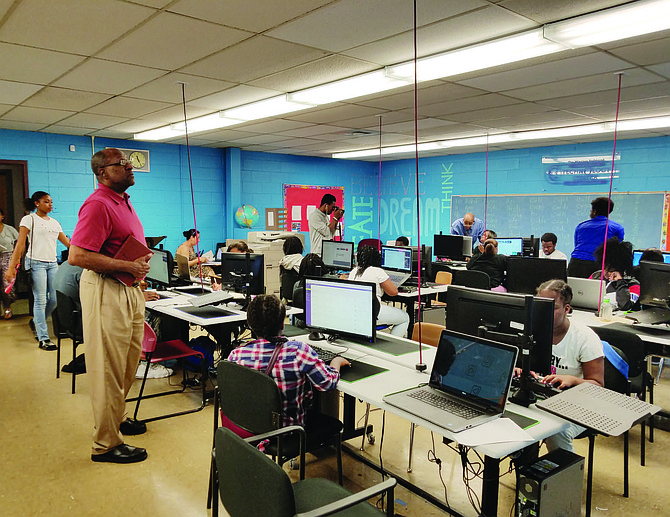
left=571, top=308, right=670, bottom=348
left=295, top=334, right=569, bottom=459
left=392, top=283, right=448, bottom=298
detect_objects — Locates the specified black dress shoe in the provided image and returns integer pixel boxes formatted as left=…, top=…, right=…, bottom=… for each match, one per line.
left=91, top=444, right=147, bottom=464
left=120, top=418, right=147, bottom=436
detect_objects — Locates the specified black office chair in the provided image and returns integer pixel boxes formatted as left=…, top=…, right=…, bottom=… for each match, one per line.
left=452, top=269, right=490, bottom=289
left=207, top=359, right=344, bottom=511
left=213, top=427, right=396, bottom=517
left=55, top=291, right=84, bottom=394
left=280, top=268, right=300, bottom=303
left=591, top=326, right=655, bottom=465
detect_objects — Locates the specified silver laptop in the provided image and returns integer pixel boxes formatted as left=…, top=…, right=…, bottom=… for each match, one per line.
left=568, top=276, right=603, bottom=310
left=380, top=245, right=412, bottom=286
left=383, top=329, right=518, bottom=432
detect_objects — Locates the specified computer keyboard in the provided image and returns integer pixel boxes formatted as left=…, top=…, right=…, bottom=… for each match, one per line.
left=511, top=376, right=562, bottom=399
left=310, top=345, right=338, bottom=363
left=398, top=286, right=417, bottom=293
left=408, top=389, right=483, bottom=419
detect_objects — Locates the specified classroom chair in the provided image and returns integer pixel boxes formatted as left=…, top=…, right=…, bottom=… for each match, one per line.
left=358, top=238, right=382, bottom=251
left=55, top=291, right=84, bottom=394
left=212, top=426, right=397, bottom=517
left=452, top=269, right=490, bottom=289
left=207, top=359, right=344, bottom=511
left=126, top=321, right=207, bottom=423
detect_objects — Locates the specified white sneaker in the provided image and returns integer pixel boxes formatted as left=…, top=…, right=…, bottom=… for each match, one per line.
left=136, top=363, right=174, bottom=379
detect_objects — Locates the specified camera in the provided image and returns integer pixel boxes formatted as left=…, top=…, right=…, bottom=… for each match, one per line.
left=334, top=206, right=344, bottom=214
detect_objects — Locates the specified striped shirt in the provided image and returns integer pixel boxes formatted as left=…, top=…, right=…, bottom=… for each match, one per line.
left=227, top=338, right=340, bottom=427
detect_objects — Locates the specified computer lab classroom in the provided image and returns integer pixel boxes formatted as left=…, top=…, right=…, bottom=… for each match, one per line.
left=2, top=1, right=670, bottom=516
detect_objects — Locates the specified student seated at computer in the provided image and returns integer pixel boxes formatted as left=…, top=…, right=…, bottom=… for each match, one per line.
left=632, top=247, right=664, bottom=282
left=291, top=254, right=326, bottom=328
left=540, top=232, right=567, bottom=260
left=589, top=237, right=640, bottom=311
left=466, top=238, right=507, bottom=291
left=395, top=236, right=409, bottom=246
left=227, top=241, right=253, bottom=253
left=533, top=279, right=604, bottom=453
left=175, top=229, right=215, bottom=278
left=227, top=294, right=349, bottom=430
left=279, top=235, right=303, bottom=273
left=347, top=246, right=410, bottom=337
left=471, top=229, right=496, bottom=259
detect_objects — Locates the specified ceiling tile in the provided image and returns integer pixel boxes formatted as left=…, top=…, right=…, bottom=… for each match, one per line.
left=85, top=96, right=174, bottom=118
left=187, top=85, right=283, bottom=110
left=503, top=68, right=664, bottom=102
left=267, top=0, right=488, bottom=53
left=1, top=106, right=75, bottom=124
left=123, top=73, right=235, bottom=104
left=0, top=120, right=48, bottom=131
left=41, top=125, right=95, bottom=136
left=344, top=4, right=535, bottom=66
left=0, top=42, right=85, bottom=84
left=457, top=52, right=632, bottom=92
left=53, top=59, right=167, bottom=95
left=537, top=82, right=670, bottom=110
left=138, top=105, right=215, bottom=124
left=286, top=104, right=385, bottom=125
left=22, top=87, right=112, bottom=111
left=326, top=110, right=417, bottom=129
left=181, top=35, right=327, bottom=83
left=249, top=55, right=376, bottom=93
left=487, top=112, right=600, bottom=131
left=168, top=0, right=332, bottom=33
left=97, top=12, right=252, bottom=70
left=0, top=103, right=13, bottom=117
left=0, top=0, right=156, bottom=54
left=608, top=38, right=670, bottom=66
left=418, top=93, right=523, bottom=117
left=274, top=124, right=348, bottom=138
left=356, top=83, right=485, bottom=111
left=225, top=134, right=290, bottom=145
left=445, top=102, right=554, bottom=123
left=56, top=112, right=130, bottom=130
left=648, top=63, right=670, bottom=80
left=232, top=119, right=313, bottom=134
left=498, top=0, right=626, bottom=23
left=0, top=80, right=43, bottom=104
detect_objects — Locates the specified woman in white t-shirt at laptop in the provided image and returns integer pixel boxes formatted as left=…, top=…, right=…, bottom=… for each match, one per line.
left=5, top=192, right=70, bottom=350
left=537, top=279, right=604, bottom=452
left=347, top=245, right=410, bottom=337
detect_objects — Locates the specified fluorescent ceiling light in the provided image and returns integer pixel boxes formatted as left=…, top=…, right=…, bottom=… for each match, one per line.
left=171, top=113, right=242, bottom=132
left=288, top=70, right=411, bottom=105
left=222, top=95, right=313, bottom=121
left=333, top=116, right=670, bottom=159
left=386, top=29, right=565, bottom=82
left=134, top=126, right=184, bottom=141
left=544, top=0, right=670, bottom=48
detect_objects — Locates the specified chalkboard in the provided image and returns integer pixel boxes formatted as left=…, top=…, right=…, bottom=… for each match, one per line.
left=451, top=193, right=665, bottom=256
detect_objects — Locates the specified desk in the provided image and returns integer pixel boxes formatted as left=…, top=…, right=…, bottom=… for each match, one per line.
left=297, top=333, right=569, bottom=516
left=383, top=284, right=448, bottom=337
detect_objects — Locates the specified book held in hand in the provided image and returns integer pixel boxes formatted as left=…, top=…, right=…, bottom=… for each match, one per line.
left=113, top=235, right=152, bottom=286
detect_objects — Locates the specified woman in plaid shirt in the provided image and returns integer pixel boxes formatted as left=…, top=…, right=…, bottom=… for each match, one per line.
left=228, top=294, right=349, bottom=427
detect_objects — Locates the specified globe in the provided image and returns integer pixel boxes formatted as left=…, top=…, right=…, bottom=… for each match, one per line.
left=235, top=204, right=259, bottom=228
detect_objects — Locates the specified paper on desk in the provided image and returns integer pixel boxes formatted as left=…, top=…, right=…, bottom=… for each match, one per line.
left=454, top=417, right=534, bottom=446
left=201, top=250, right=214, bottom=260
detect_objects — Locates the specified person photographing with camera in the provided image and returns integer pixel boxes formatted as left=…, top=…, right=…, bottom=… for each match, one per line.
left=308, top=194, right=344, bottom=255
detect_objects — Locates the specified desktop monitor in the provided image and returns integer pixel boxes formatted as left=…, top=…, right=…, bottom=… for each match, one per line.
left=146, top=248, right=173, bottom=288
left=380, top=245, right=412, bottom=273
left=411, top=245, right=432, bottom=279
left=219, top=252, right=265, bottom=295
left=304, top=277, right=376, bottom=343
left=639, top=260, right=670, bottom=307
left=522, top=236, right=540, bottom=257
left=633, top=249, right=670, bottom=266
left=496, top=238, right=523, bottom=256
left=505, top=256, right=568, bottom=295
left=434, top=234, right=465, bottom=260
left=321, top=240, right=354, bottom=270
left=445, top=286, right=554, bottom=375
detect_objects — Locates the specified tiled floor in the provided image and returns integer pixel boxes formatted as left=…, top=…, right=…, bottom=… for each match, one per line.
left=2, top=300, right=669, bottom=516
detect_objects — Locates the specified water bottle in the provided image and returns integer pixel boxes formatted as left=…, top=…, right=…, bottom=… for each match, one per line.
left=600, top=300, right=613, bottom=321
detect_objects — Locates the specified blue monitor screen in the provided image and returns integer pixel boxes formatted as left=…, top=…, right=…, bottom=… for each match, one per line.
left=633, top=250, right=670, bottom=266
left=496, top=238, right=523, bottom=256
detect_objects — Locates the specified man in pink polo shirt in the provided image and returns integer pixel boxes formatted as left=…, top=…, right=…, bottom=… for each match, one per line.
left=69, top=148, right=152, bottom=464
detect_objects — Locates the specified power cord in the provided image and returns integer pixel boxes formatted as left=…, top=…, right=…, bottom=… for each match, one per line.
left=459, top=444, right=483, bottom=515
left=374, top=410, right=388, bottom=513
left=427, top=432, right=451, bottom=510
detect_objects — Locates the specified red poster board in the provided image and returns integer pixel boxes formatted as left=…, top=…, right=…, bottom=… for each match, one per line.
left=284, top=184, right=344, bottom=238
left=662, top=193, right=670, bottom=251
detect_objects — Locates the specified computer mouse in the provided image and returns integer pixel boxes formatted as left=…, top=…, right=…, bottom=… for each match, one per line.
left=308, top=331, right=325, bottom=341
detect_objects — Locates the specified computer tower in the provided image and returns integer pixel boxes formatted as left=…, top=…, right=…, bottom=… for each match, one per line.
left=517, top=449, right=584, bottom=517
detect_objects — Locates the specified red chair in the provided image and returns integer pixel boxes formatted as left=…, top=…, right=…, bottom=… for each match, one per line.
left=357, top=238, right=382, bottom=251
left=127, top=322, right=207, bottom=423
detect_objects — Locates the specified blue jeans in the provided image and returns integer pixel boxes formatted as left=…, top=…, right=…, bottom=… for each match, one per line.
left=27, top=259, right=58, bottom=341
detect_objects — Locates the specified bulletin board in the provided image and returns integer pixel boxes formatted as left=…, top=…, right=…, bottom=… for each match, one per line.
left=283, top=184, right=344, bottom=237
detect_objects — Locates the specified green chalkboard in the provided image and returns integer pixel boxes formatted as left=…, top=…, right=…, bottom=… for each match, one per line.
left=451, top=192, right=665, bottom=256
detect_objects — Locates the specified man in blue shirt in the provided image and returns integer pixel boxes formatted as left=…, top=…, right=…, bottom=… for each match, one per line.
left=568, top=197, right=624, bottom=278
left=450, top=213, right=484, bottom=247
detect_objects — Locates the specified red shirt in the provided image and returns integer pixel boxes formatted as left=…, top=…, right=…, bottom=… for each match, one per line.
left=71, top=183, right=145, bottom=258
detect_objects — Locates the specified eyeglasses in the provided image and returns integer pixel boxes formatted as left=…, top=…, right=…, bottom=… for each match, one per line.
left=101, top=159, right=130, bottom=169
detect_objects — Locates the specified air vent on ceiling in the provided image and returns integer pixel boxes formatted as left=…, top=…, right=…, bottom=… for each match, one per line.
left=342, top=129, right=380, bottom=137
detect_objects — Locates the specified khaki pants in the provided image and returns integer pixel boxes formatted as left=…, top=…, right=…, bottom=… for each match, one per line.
left=80, top=270, right=145, bottom=455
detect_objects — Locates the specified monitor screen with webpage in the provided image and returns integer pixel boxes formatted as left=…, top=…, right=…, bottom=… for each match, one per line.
left=496, top=237, right=523, bottom=256
left=146, top=248, right=173, bottom=288
left=305, top=277, right=376, bottom=343
left=321, top=240, right=354, bottom=270
left=380, top=245, right=412, bottom=273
